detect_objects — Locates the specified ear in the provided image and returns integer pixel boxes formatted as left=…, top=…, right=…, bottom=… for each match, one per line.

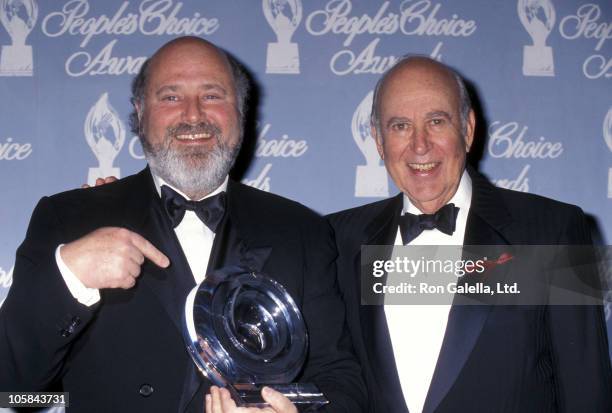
left=464, top=110, right=476, bottom=152
left=135, top=101, right=143, bottom=123
left=372, top=124, right=384, bottom=160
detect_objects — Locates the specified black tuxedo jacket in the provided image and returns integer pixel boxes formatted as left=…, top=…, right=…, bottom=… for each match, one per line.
left=328, top=167, right=612, bottom=413
left=0, top=168, right=365, bottom=412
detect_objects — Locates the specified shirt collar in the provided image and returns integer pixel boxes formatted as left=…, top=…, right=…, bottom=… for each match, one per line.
left=151, top=173, right=229, bottom=201
left=403, top=169, right=472, bottom=215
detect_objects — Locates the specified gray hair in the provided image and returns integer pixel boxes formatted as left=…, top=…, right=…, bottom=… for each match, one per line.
left=128, top=49, right=250, bottom=136
left=370, top=55, right=472, bottom=136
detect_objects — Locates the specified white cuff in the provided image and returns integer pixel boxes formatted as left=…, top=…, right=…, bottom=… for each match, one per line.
left=56, top=244, right=100, bottom=306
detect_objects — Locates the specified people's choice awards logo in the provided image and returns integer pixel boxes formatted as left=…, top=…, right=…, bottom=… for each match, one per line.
left=0, top=136, right=32, bottom=160
left=84, top=93, right=125, bottom=185
left=242, top=123, right=309, bottom=192
left=604, top=108, right=612, bottom=199
left=263, top=0, right=302, bottom=74
left=559, top=4, right=611, bottom=80
left=488, top=120, right=564, bottom=192
left=352, top=91, right=388, bottom=197
left=517, top=0, right=555, bottom=77
left=0, top=0, right=37, bottom=76
left=41, top=0, right=220, bottom=77
left=305, top=0, right=477, bottom=76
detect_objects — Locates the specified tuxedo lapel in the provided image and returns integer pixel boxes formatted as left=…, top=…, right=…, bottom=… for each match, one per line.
left=357, top=194, right=409, bottom=412
left=119, top=168, right=195, bottom=335
left=464, top=166, right=515, bottom=246
left=206, top=207, right=272, bottom=275
left=206, top=207, right=234, bottom=273
left=363, top=194, right=403, bottom=247
left=217, top=180, right=273, bottom=273
left=424, top=167, right=516, bottom=413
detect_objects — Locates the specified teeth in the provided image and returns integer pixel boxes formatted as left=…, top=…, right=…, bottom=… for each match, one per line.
left=175, top=133, right=211, bottom=140
left=408, top=162, right=437, bottom=171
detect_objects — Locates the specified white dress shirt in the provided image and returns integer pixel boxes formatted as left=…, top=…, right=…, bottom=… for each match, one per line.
left=56, top=175, right=228, bottom=306
left=384, top=171, right=472, bottom=413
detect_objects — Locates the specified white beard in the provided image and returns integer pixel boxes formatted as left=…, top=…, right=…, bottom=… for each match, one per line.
left=142, top=135, right=240, bottom=199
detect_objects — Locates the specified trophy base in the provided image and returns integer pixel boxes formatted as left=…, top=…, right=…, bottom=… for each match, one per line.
left=522, top=45, right=554, bottom=77
left=231, top=383, right=328, bottom=411
left=266, top=42, right=300, bottom=74
left=0, top=45, right=33, bottom=76
left=355, top=165, right=389, bottom=197
left=88, top=167, right=120, bottom=186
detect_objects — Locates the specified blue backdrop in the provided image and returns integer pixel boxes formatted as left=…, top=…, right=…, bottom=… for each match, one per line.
left=0, top=0, right=610, bottom=364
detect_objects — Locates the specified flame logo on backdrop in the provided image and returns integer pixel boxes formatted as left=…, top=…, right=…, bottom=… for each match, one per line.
left=352, top=91, right=388, bottom=197
left=0, top=264, right=13, bottom=309
left=84, top=93, right=125, bottom=185
left=263, top=0, right=302, bottom=74
left=517, top=0, right=555, bottom=76
left=603, top=107, right=612, bottom=153
left=0, top=0, right=37, bottom=75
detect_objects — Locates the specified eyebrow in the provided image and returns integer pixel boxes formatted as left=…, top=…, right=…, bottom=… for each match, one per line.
left=426, top=110, right=452, bottom=120
left=386, top=116, right=411, bottom=128
left=385, top=110, right=455, bottom=128
left=201, top=83, right=228, bottom=95
left=155, top=83, right=228, bottom=98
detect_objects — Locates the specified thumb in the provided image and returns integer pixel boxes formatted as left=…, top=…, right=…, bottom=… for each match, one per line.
left=261, top=387, right=296, bottom=413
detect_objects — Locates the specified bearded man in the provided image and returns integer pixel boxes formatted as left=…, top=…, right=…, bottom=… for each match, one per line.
left=0, top=37, right=365, bottom=413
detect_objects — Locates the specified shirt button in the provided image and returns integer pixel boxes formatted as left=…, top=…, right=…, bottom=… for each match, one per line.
left=139, top=384, right=154, bottom=397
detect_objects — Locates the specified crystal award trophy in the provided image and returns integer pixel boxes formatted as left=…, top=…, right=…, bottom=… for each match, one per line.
left=183, top=267, right=328, bottom=410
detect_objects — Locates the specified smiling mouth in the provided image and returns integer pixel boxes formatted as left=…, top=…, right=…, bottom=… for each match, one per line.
left=408, top=162, right=439, bottom=172
left=175, top=133, right=212, bottom=141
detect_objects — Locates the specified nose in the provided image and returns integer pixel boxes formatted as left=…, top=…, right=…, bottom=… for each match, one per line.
left=182, top=97, right=205, bottom=125
left=410, top=126, right=431, bottom=155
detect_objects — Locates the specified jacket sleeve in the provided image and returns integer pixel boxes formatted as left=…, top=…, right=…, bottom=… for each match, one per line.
left=298, top=217, right=367, bottom=412
left=547, top=207, right=612, bottom=412
left=0, top=197, right=97, bottom=391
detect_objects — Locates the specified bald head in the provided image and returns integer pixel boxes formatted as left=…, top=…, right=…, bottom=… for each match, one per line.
left=129, top=36, right=249, bottom=136
left=371, top=56, right=471, bottom=136
left=370, top=56, right=476, bottom=213
left=148, top=37, right=228, bottom=74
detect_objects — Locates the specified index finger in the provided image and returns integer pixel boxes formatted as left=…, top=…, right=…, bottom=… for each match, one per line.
left=128, top=231, right=170, bottom=268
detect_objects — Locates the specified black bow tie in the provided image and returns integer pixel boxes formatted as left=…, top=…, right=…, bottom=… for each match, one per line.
left=399, top=203, right=459, bottom=245
left=160, top=185, right=226, bottom=232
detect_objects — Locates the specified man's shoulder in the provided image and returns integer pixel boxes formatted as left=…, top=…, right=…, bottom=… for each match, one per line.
left=229, top=180, right=325, bottom=225
left=20, top=171, right=150, bottom=245
left=494, top=185, right=584, bottom=221
left=327, top=196, right=398, bottom=228
left=470, top=167, right=585, bottom=224
left=51, top=171, right=142, bottom=198
left=42, top=170, right=148, bottom=217
left=478, top=182, right=590, bottom=244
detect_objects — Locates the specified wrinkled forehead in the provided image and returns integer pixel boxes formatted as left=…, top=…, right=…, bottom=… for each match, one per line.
left=147, top=38, right=233, bottom=85
left=380, top=60, right=461, bottom=112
